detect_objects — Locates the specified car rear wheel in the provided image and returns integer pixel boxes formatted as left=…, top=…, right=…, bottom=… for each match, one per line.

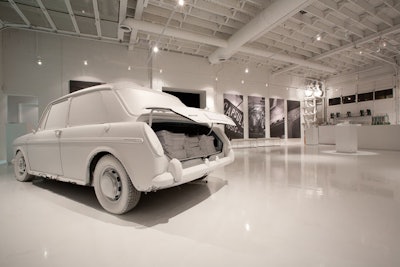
left=93, top=155, right=141, bottom=214
left=14, top=151, right=33, bottom=182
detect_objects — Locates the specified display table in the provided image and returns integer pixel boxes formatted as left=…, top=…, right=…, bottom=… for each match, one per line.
left=318, top=125, right=400, bottom=151
left=335, top=124, right=361, bottom=153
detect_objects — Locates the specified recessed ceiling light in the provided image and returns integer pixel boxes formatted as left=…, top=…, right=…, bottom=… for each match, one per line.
left=128, top=66, right=131, bottom=70
left=153, top=46, right=159, bottom=53
left=37, top=59, right=42, bottom=66
left=245, top=67, right=249, bottom=73
left=84, top=60, right=88, bottom=65
left=178, top=0, right=184, bottom=6
left=241, top=80, right=244, bottom=84
left=159, top=69, right=163, bottom=73
left=316, top=34, right=321, bottom=41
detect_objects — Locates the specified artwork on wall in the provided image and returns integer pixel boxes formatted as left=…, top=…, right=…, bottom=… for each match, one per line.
left=223, top=93, right=244, bottom=139
left=269, top=98, right=285, bottom=138
left=248, top=96, right=265, bottom=138
left=287, top=100, right=301, bottom=138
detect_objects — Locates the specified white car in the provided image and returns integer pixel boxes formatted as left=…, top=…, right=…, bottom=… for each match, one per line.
left=13, top=83, right=235, bottom=214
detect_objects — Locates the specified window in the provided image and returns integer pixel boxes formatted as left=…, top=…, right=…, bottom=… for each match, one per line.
left=69, top=92, right=107, bottom=126
left=342, top=95, right=356, bottom=104
left=329, top=97, right=341, bottom=106
left=357, top=92, right=373, bottom=102
left=45, top=100, right=69, bottom=130
left=375, top=88, right=393, bottom=100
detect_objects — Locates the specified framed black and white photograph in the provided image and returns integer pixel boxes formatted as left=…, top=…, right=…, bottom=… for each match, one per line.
left=269, top=98, right=285, bottom=138
left=248, top=96, right=265, bottom=138
left=223, top=93, right=244, bottom=139
left=287, top=100, right=301, bottom=138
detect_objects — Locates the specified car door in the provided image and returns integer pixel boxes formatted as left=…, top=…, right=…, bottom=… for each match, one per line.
left=60, top=91, right=109, bottom=183
left=27, top=99, right=69, bottom=176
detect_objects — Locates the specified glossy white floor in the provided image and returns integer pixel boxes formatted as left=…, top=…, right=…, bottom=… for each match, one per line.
left=1, top=144, right=400, bottom=267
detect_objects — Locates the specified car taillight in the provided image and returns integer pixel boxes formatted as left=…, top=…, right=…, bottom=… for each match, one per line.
left=143, top=124, right=164, bottom=157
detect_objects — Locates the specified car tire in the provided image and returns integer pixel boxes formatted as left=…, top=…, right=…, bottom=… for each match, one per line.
left=93, top=155, right=141, bottom=214
left=14, top=151, right=34, bottom=182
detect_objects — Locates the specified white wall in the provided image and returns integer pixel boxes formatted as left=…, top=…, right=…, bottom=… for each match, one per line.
left=152, top=51, right=305, bottom=139
left=326, top=65, right=398, bottom=124
left=2, top=29, right=150, bottom=114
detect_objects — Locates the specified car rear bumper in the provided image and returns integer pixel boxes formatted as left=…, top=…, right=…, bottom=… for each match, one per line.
left=150, top=150, right=234, bottom=191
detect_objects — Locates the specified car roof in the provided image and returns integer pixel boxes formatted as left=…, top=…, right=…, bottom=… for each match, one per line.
left=51, top=82, right=175, bottom=104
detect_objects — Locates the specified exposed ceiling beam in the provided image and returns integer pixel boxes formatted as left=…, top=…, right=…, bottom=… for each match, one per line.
left=348, top=0, right=393, bottom=27
left=8, top=0, right=30, bottom=26
left=382, top=0, right=400, bottom=16
left=291, top=13, right=349, bottom=42
left=128, top=0, right=147, bottom=50
left=360, top=49, right=397, bottom=66
left=304, top=5, right=365, bottom=38
left=121, top=18, right=336, bottom=73
left=273, top=23, right=400, bottom=76
left=64, top=0, right=80, bottom=34
left=118, top=0, right=128, bottom=41
left=36, top=0, right=57, bottom=31
left=319, top=0, right=377, bottom=33
left=208, top=0, right=315, bottom=64
left=92, top=0, right=102, bottom=38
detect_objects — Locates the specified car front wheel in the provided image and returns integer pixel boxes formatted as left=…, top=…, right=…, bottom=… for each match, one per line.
left=93, top=155, right=141, bottom=214
left=14, top=151, right=33, bottom=182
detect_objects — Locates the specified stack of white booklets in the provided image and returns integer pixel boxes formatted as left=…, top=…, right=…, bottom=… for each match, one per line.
left=156, top=130, right=218, bottom=160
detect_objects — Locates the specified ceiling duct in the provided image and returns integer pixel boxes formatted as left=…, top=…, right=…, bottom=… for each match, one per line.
left=207, top=0, right=315, bottom=64
left=121, top=18, right=336, bottom=74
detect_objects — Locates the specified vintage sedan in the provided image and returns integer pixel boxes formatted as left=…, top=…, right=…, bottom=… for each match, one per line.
left=13, top=83, right=235, bottom=214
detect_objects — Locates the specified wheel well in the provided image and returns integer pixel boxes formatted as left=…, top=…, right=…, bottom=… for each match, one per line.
left=89, top=152, right=111, bottom=185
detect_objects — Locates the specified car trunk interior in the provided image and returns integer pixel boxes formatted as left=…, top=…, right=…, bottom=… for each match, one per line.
left=151, top=122, right=224, bottom=166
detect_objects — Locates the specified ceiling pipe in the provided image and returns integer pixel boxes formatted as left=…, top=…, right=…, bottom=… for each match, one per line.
left=207, top=0, right=315, bottom=64
left=121, top=18, right=336, bottom=73
left=121, top=19, right=227, bottom=48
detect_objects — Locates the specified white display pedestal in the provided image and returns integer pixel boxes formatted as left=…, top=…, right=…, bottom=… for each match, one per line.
left=305, top=127, right=319, bottom=145
left=335, top=124, right=361, bottom=153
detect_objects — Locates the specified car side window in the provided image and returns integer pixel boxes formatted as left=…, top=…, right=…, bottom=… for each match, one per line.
left=44, top=100, right=69, bottom=130
left=69, top=92, right=107, bottom=126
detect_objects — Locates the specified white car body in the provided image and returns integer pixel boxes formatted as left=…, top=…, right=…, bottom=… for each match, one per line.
left=13, top=83, right=234, bottom=214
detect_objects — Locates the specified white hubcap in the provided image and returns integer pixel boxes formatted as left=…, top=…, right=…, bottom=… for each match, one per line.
left=100, top=169, right=121, bottom=201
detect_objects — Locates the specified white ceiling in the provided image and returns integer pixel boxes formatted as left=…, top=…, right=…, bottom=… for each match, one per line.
left=1, top=0, right=400, bottom=79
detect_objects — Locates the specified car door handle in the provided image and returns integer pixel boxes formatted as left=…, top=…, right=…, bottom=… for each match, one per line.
left=55, top=130, right=62, bottom=137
